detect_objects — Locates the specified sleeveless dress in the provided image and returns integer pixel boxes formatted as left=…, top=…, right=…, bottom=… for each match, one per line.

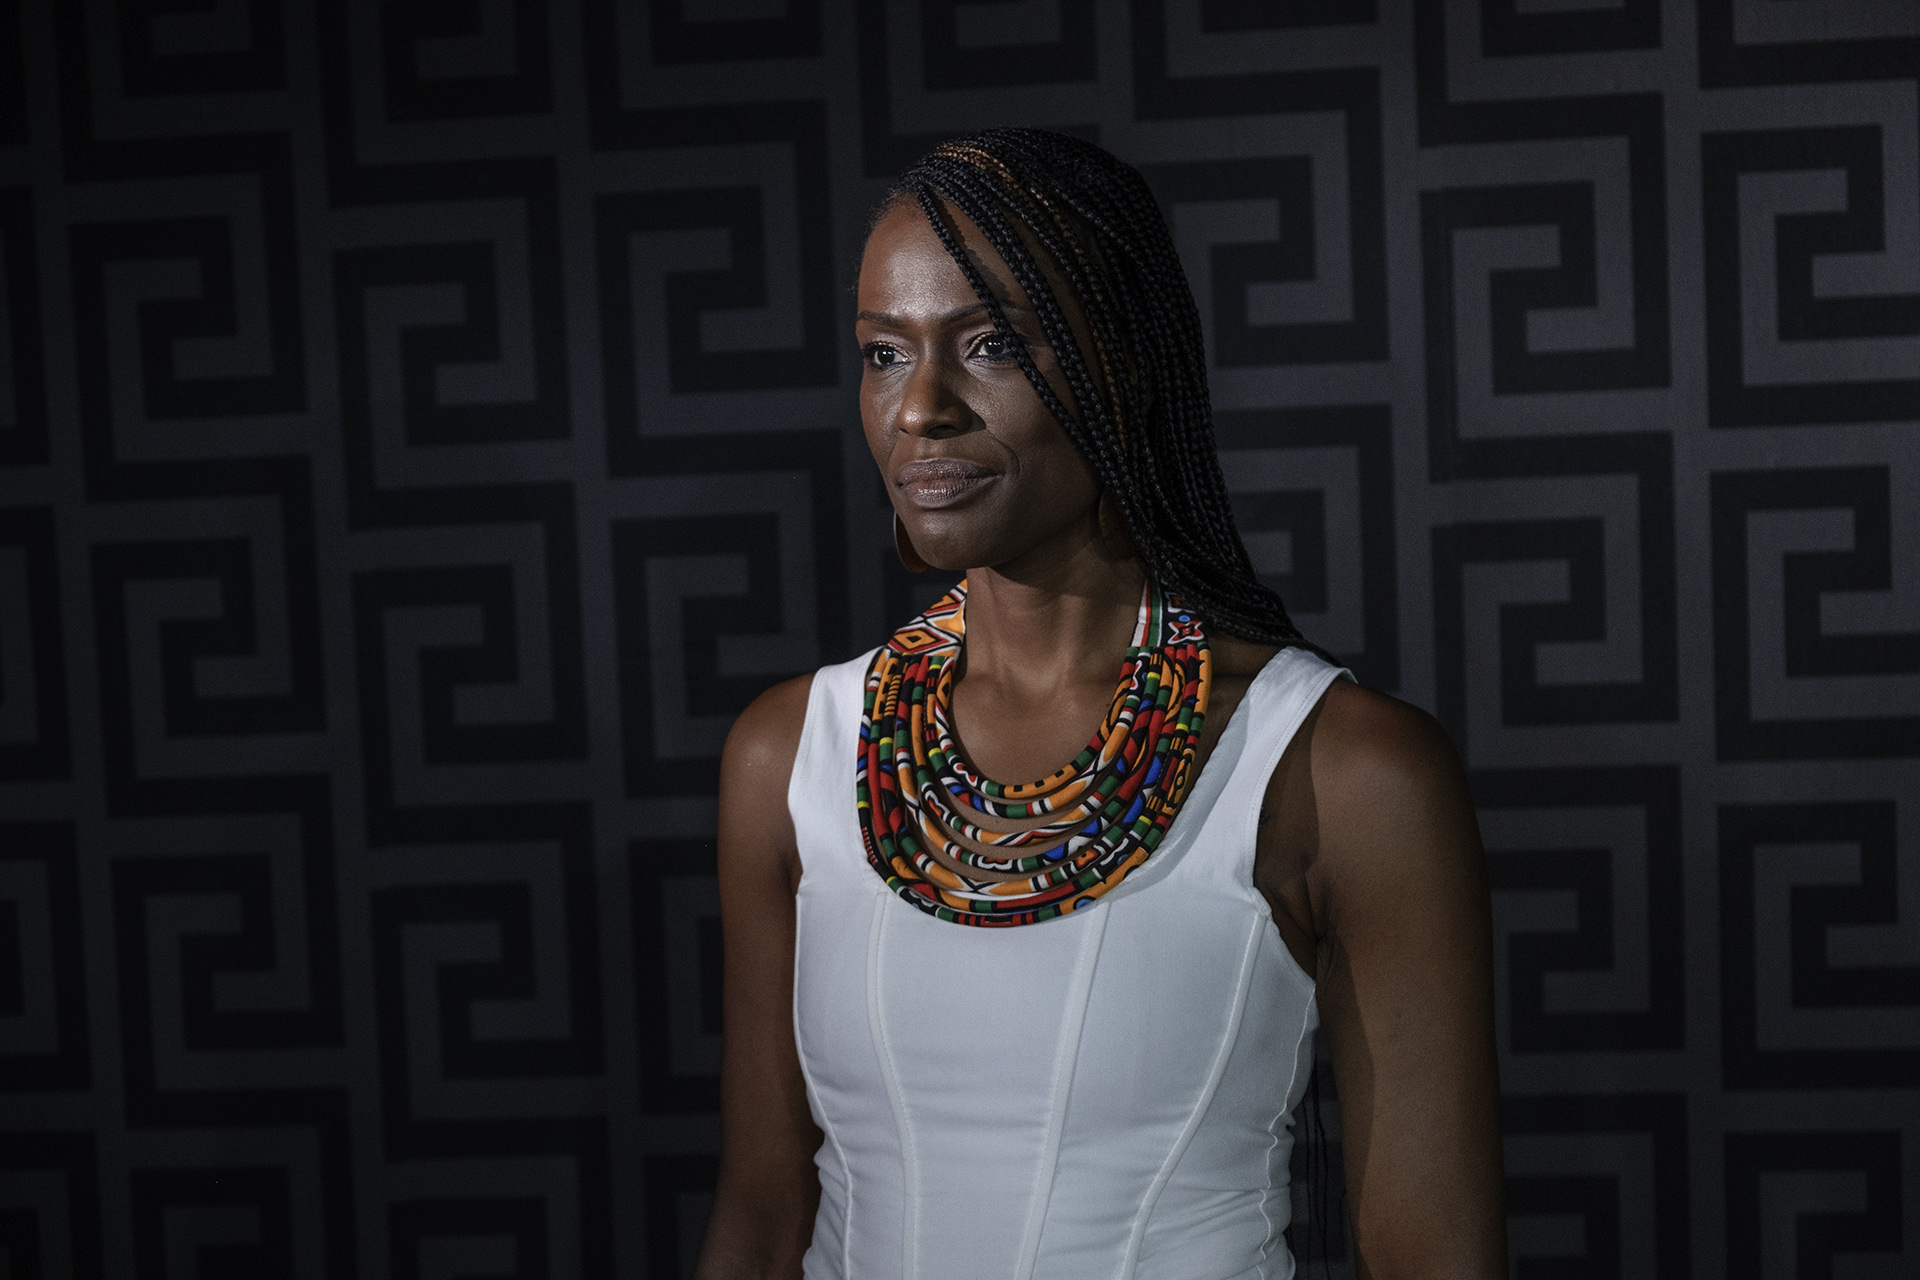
left=788, top=644, right=1350, bottom=1280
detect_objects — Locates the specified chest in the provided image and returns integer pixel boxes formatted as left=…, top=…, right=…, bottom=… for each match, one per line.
left=943, top=669, right=1322, bottom=976
left=793, top=867, right=1314, bottom=1167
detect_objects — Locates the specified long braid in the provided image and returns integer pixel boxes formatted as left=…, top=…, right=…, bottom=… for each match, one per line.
left=887, top=128, right=1310, bottom=647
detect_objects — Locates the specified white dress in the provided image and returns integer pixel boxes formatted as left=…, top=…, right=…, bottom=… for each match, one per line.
left=788, top=645, right=1349, bottom=1279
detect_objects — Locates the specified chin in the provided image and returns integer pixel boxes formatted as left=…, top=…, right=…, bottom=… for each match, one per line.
left=911, top=535, right=986, bottom=575
left=902, top=511, right=998, bottom=575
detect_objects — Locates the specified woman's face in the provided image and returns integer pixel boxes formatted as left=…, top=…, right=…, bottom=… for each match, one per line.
left=855, top=199, right=1102, bottom=576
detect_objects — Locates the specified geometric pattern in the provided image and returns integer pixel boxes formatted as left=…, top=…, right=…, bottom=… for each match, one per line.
left=0, top=1, right=1913, bottom=1274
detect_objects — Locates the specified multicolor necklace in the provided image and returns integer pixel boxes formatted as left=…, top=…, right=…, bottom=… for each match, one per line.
left=857, top=578, right=1211, bottom=926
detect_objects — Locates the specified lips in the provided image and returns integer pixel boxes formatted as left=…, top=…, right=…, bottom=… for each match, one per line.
left=896, top=458, right=1000, bottom=508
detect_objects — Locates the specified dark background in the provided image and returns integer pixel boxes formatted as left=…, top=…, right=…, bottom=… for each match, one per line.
left=1, top=0, right=1917, bottom=1276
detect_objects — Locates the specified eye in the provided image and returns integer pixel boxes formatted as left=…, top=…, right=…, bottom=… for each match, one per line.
left=970, top=332, right=1018, bottom=363
left=862, top=341, right=905, bottom=369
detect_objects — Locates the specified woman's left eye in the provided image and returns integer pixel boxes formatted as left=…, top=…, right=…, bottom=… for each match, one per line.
left=971, top=333, right=1017, bottom=362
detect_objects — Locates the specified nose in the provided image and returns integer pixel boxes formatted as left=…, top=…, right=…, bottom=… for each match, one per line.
left=895, top=355, right=972, bottom=439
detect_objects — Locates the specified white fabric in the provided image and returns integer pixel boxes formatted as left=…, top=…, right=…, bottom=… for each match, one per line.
left=789, top=645, right=1348, bottom=1279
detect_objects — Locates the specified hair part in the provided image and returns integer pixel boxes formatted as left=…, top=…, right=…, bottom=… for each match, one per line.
left=884, top=127, right=1313, bottom=649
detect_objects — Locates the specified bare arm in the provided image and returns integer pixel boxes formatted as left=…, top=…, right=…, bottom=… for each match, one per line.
left=693, top=675, right=821, bottom=1280
left=1306, top=681, right=1506, bottom=1279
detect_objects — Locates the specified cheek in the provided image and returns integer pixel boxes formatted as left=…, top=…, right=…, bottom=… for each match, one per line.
left=1001, top=405, right=1096, bottom=496
left=1043, top=441, right=1101, bottom=501
left=859, top=377, right=896, bottom=457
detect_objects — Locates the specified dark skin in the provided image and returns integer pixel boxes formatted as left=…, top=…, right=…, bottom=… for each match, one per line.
left=695, top=202, right=1507, bottom=1280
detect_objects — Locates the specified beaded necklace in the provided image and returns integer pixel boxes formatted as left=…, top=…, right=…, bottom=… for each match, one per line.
left=857, top=578, right=1211, bottom=926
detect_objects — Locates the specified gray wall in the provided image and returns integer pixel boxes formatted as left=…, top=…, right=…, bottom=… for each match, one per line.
left=0, top=0, right=1916, bottom=1275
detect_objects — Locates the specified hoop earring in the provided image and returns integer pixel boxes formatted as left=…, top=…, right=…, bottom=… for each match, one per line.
left=1097, top=491, right=1136, bottom=559
left=894, top=513, right=929, bottom=574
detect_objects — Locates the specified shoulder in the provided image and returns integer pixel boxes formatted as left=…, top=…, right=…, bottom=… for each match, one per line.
left=1308, top=680, right=1465, bottom=803
left=1302, top=680, right=1482, bottom=900
left=723, top=647, right=881, bottom=801
left=721, top=672, right=816, bottom=781
left=717, top=673, right=816, bottom=892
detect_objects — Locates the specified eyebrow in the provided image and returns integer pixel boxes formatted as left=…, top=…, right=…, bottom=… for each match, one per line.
left=857, top=301, right=1025, bottom=327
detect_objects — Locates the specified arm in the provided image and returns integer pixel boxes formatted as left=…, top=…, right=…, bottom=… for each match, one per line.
left=1307, top=681, right=1506, bottom=1280
left=693, top=675, right=822, bottom=1280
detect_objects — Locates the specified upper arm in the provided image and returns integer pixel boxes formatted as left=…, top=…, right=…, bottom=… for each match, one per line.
left=1306, top=681, right=1505, bottom=1280
left=697, top=675, right=821, bottom=1280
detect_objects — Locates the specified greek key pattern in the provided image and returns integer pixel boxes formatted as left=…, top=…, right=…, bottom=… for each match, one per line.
left=0, top=1, right=1913, bottom=1275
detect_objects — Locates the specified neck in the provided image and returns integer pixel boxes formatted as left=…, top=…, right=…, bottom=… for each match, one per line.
left=959, top=523, right=1147, bottom=696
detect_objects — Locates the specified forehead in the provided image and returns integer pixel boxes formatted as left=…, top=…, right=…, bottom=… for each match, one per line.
left=857, top=200, right=1027, bottom=315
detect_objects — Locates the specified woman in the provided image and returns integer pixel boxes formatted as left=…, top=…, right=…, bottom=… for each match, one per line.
left=697, top=129, right=1505, bottom=1280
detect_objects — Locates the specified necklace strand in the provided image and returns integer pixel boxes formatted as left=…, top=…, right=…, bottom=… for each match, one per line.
left=857, top=579, right=1211, bottom=926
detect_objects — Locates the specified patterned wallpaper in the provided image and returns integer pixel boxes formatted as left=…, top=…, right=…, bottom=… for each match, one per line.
left=0, top=0, right=1915, bottom=1276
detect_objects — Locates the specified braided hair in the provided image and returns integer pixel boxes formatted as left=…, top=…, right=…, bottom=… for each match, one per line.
left=884, top=127, right=1311, bottom=648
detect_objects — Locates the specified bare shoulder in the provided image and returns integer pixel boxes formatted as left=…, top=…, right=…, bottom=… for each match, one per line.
left=1310, top=679, right=1463, bottom=794
left=1304, top=680, right=1480, bottom=885
left=717, top=674, right=816, bottom=892
left=1253, top=669, right=1481, bottom=958
left=722, top=672, right=816, bottom=776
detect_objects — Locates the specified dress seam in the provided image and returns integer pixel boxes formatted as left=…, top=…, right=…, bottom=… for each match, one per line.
left=1013, top=905, right=1110, bottom=1280
left=1267, top=984, right=1321, bottom=1280
left=797, top=1048, right=854, bottom=1279
left=1254, top=957, right=1283, bottom=1276
left=1118, top=913, right=1265, bottom=1280
left=867, top=892, right=919, bottom=1279
left=792, top=917, right=854, bottom=1279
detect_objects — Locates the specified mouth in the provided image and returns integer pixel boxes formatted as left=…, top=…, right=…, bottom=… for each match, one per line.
left=896, top=458, right=1000, bottom=509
